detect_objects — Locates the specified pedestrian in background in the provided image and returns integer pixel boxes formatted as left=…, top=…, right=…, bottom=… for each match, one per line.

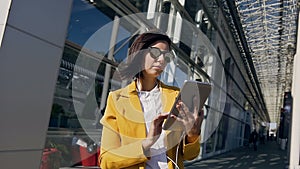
left=250, top=130, right=259, bottom=151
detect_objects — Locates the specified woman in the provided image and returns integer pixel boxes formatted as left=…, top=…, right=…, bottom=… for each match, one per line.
left=99, top=30, right=203, bottom=169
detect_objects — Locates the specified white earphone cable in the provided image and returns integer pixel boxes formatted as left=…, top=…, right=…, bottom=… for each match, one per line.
left=167, top=131, right=186, bottom=169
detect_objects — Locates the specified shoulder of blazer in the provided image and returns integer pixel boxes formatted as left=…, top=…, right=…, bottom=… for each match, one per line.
left=108, top=81, right=137, bottom=100
left=160, top=81, right=180, bottom=96
left=160, top=82, right=180, bottom=92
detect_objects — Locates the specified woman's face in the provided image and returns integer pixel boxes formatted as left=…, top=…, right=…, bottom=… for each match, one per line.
left=142, top=41, right=171, bottom=78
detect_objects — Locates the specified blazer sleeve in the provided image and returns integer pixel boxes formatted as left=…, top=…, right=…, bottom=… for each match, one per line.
left=99, top=92, right=148, bottom=169
left=182, top=136, right=200, bottom=160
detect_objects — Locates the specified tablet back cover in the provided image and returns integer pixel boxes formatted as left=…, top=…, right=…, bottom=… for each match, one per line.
left=162, top=80, right=212, bottom=130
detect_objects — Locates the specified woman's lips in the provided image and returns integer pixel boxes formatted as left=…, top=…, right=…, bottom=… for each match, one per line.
left=152, top=65, right=163, bottom=70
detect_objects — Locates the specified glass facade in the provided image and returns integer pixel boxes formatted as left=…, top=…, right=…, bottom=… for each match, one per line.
left=41, top=0, right=267, bottom=168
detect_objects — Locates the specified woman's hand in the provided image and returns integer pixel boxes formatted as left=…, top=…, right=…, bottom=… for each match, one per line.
left=142, top=113, right=169, bottom=152
left=171, top=96, right=204, bottom=143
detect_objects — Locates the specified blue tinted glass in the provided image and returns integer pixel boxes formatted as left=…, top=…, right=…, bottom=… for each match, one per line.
left=67, top=0, right=112, bottom=46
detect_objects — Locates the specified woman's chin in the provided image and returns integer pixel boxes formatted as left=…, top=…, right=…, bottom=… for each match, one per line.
left=153, top=69, right=163, bottom=75
left=143, top=68, right=164, bottom=77
left=149, top=71, right=163, bottom=78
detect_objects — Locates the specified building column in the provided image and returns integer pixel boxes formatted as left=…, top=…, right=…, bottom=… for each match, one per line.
left=289, top=10, right=300, bottom=169
left=0, top=0, right=72, bottom=168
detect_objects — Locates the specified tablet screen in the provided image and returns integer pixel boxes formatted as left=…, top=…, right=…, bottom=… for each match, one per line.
left=162, top=80, right=212, bottom=130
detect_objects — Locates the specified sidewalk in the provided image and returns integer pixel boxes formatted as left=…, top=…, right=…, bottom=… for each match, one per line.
left=185, top=141, right=289, bottom=169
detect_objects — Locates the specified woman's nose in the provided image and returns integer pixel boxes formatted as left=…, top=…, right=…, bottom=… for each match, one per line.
left=156, top=54, right=165, bottom=63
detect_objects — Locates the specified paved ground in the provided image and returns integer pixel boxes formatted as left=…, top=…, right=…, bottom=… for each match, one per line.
left=185, top=141, right=289, bottom=169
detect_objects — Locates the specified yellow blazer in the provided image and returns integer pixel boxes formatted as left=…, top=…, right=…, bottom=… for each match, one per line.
left=99, top=80, right=200, bottom=169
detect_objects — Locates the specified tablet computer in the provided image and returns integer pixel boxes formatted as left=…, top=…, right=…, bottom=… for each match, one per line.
left=162, top=80, right=212, bottom=130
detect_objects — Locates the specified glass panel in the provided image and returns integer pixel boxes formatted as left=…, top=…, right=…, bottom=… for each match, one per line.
left=174, top=58, right=190, bottom=87
left=205, top=130, right=216, bottom=154
left=127, top=0, right=150, bottom=12
left=42, top=1, right=122, bottom=168
left=215, top=116, right=228, bottom=151
left=67, top=0, right=113, bottom=47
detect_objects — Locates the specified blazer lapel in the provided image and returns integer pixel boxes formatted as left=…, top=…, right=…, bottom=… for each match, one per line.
left=161, top=83, right=179, bottom=113
left=119, top=81, right=146, bottom=138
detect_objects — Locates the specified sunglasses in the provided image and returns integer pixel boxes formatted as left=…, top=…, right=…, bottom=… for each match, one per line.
left=148, top=47, right=174, bottom=63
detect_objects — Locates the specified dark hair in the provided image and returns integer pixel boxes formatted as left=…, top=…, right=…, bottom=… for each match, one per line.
left=118, top=30, right=172, bottom=80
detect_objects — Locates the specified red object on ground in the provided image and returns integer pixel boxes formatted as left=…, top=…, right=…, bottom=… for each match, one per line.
left=79, top=146, right=100, bottom=166
left=40, top=148, right=61, bottom=169
left=71, top=146, right=82, bottom=165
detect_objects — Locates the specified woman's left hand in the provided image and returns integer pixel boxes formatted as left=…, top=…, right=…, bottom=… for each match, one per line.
left=171, top=96, right=204, bottom=142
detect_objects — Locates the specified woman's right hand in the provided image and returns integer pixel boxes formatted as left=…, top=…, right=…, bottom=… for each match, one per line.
left=142, top=113, right=169, bottom=151
left=171, top=96, right=203, bottom=142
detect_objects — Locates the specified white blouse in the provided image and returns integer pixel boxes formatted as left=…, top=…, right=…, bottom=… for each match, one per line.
left=138, top=84, right=168, bottom=169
